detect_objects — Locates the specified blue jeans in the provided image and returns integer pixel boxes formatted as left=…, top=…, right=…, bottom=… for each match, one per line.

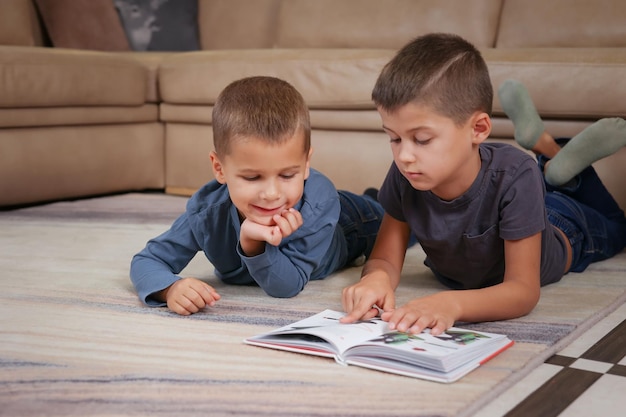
left=338, top=190, right=384, bottom=265
left=540, top=139, right=626, bottom=273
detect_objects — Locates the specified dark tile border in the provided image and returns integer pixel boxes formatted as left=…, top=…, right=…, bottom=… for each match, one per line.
left=504, top=318, right=626, bottom=417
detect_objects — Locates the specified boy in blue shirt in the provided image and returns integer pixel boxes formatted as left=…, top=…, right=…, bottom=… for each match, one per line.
left=131, top=76, right=383, bottom=315
left=341, top=33, right=626, bottom=334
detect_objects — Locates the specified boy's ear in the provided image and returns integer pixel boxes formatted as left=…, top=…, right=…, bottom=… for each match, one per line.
left=210, top=151, right=227, bottom=184
left=304, top=147, right=314, bottom=180
left=471, top=112, right=492, bottom=145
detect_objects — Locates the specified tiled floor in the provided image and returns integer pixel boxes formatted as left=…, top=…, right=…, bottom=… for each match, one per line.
left=476, top=302, right=626, bottom=417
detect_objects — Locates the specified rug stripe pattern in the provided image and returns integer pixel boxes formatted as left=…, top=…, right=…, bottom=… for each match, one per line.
left=1, top=193, right=625, bottom=417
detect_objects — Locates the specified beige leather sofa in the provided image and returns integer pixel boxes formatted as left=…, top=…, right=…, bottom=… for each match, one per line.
left=2, top=0, right=626, bottom=210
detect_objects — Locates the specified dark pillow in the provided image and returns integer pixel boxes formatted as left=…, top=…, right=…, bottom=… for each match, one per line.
left=113, top=0, right=200, bottom=51
left=34, top=0, right=131, bottom=51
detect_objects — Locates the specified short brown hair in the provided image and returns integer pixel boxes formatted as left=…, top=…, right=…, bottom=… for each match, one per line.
left=372, top=33, right=493, bottom=126
left=212, top=76, right=311, bottom=156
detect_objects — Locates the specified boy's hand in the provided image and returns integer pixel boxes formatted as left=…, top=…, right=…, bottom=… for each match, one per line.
left=340, top=273, right=395, bottom=323
left=268, top=208, right=303, bottom=244
left=161, top=277, right=221, bottom=316
left=381, top=293, right=459, bottom=336
left=240, top=208, right=303, bottom=255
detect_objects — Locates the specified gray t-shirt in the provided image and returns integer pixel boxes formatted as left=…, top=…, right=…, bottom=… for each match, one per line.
left=379, top=142, right=567, bottom=289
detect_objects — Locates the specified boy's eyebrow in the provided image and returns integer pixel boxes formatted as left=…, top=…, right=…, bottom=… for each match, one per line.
left=382, top=124, right=430, bottom=134
left=238, top=164, right=303, bottom=173
left=280, top=165, right=304, bottom=170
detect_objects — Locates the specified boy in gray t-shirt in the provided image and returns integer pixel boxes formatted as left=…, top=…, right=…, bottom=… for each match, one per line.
left=341, top=33, right=626, bottom=335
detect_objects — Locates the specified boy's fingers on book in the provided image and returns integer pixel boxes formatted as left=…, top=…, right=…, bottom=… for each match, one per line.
left=380, top=310, right=393, bottom=321
left=429, top=324, right=447, bottom=336
left=339, top=312, right=358, bottom=323
left=340, top=305, right=373, bottom=323
left=340, top=285, right=359, bottom=314
left=361, top=307, right=381, bottom=320
left=429, top=317, right=454, bottom=336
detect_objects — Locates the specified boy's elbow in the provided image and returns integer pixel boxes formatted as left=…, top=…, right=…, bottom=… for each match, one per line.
left=265, top=287, right=301, bottom=299
left=263, top=282, right=304, bottom=298
left=129, top=253, right=149, bottom=282
left=257, top=269, right=310, bottom=298
left=517, top=284, right=541, bottom=316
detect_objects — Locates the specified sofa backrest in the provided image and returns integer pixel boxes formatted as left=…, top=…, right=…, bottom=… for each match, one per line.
left=0, top=0, right=44, bottom=47
left=7, top=0, right=626, bottom=51
left=196, top=0, right=281, bottom=49
left=198, top=0, right=503, bottom=50
left=274, top=0, right=502, bottom=49
left=497, top=0, right=626, bottom=47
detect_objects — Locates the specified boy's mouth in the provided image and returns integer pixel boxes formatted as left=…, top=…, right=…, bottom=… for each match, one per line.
left=404, top=170, right=424, bottom=180
left=251, top=204, right=285, bottom=216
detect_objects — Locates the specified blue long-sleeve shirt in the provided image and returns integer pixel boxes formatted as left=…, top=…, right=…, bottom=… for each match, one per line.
left=130, top=169, right=348, bottom=306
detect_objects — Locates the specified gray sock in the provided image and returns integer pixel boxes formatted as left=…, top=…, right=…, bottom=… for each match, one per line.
left=498, top=79, right=545, bottom=150
left=545, top=118, right=626, bottom=186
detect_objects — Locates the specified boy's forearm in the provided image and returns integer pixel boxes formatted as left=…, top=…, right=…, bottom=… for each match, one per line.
left=130, top=254, right=180, bottom=306
left=444, top=280, right=540, bottom=323
left=240, top=245, right=308, bottom=298
left=361, top=258, right=402, bottom=289
left=239, top=236, right=266, bottom=257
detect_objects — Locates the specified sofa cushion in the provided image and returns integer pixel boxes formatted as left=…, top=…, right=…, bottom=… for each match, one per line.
left=114, top=52, right=175, bottom=102
left=0, top=0, right=44, bottom=46
left=0, top=46, right=147, bottom=108
left=35, top=0, right=131, bottom=51
left=497, top=0, right=626, bottom=47
left=0, top=123, right=165, bottom=206
left=159, top=49, right=394, bottom=109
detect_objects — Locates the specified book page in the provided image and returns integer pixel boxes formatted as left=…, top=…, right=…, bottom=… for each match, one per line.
left=345, top=327, right=510, bottom=372
left=250, top=309, right=391, bottom=355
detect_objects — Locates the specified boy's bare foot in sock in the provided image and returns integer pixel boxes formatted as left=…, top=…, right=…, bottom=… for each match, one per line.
left=498, top=79, right=560, bottom=158
left=545, top=117, right=626, bottom=186
left=499, top=80, right=626, bottom=185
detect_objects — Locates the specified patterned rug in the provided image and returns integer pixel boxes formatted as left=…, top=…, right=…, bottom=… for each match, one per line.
left=1, top=192, right=624, bottom=417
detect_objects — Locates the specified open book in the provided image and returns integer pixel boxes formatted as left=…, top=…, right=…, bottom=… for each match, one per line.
left=245, top=309, right=514, bottom=383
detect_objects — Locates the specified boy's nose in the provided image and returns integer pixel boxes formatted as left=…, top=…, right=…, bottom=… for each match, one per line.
left=398, top=142, right=417, bottom=163
left=262, top=181, right=280, bottom=200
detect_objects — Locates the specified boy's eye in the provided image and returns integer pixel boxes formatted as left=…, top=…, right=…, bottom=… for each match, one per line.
left=241, top=174, right=296, bottom=181
left=389, top=137, right=401, bottom=144
left=415, top=137, right=432, bottom=145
